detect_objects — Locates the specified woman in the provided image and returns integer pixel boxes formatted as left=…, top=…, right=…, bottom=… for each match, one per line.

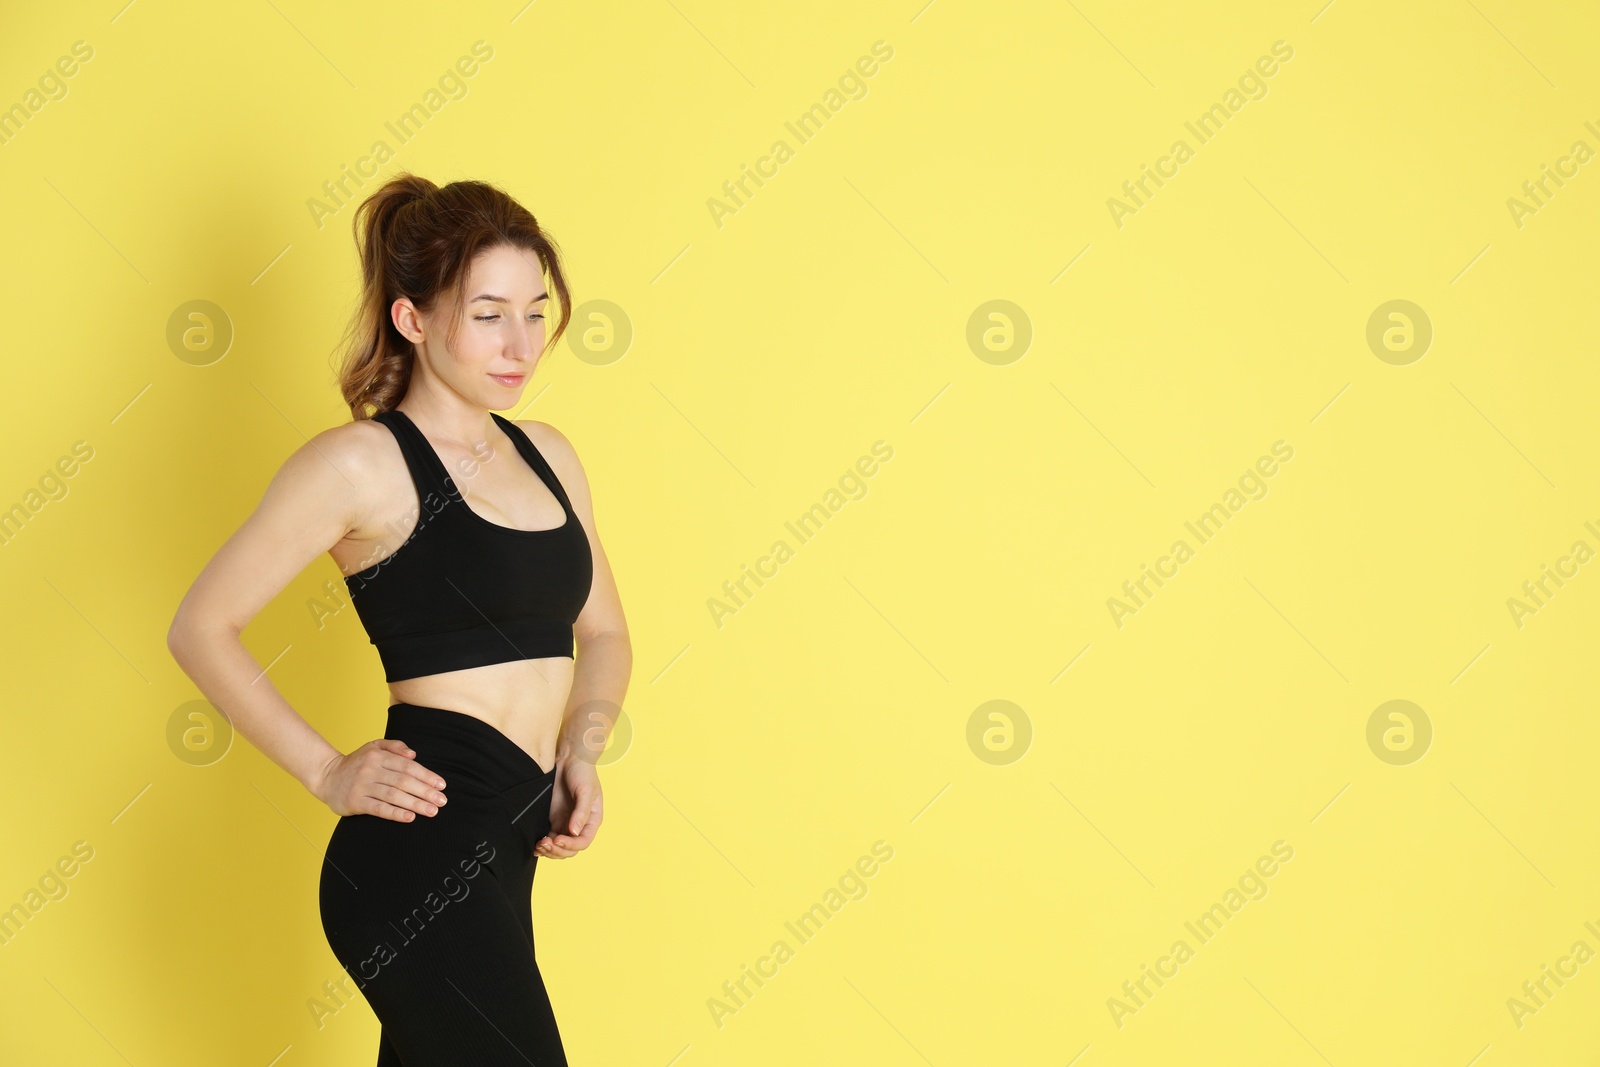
left=166, top=172, right=630, bottom=1066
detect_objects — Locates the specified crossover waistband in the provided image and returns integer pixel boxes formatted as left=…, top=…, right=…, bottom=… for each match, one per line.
left=383, top=703, right=552, bottom=796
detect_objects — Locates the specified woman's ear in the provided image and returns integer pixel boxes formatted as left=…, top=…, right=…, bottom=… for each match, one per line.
left=391, top=297, right=426, bottom=344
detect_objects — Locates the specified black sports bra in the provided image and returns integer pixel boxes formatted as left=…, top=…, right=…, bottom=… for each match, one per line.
left=343, top=409, right=594, bottom=683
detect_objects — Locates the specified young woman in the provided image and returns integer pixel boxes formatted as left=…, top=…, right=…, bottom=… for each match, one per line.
left=166, top=173, right=630, bottom=1066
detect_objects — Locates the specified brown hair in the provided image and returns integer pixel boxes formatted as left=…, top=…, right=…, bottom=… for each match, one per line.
left=333, top=171, right=573, bottom=420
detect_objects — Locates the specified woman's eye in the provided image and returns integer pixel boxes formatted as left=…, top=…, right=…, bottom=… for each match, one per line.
left=474, top=314, right=545, bottom=322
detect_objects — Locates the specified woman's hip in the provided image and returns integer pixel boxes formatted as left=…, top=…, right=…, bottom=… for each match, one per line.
left=318, top=703, right=557, bottom=942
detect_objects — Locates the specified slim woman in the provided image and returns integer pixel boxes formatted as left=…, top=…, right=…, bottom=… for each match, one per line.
left=166, top=173, right=630, bottom=1065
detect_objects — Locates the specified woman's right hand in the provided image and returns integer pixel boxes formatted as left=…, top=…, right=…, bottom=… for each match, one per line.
left=312, top=739, right=448, bottom=821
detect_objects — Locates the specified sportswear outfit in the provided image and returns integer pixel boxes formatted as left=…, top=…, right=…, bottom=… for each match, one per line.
left=318, top=409, right=592, bottom=1066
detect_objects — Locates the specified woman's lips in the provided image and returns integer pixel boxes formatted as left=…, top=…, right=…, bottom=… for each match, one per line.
left=490, top=373, right=525, bottom=387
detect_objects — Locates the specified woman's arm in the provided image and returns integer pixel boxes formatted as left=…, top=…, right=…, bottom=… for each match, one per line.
left=521, top=420, right=631, bottom=858
left=165, top=423, right=447, bottom=820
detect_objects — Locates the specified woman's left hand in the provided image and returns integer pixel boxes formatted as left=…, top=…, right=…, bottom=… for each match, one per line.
left=537, top=757, right=602, bottom=858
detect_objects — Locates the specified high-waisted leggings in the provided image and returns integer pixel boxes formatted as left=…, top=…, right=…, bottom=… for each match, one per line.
left=319, top=703, right=567, bottom=1066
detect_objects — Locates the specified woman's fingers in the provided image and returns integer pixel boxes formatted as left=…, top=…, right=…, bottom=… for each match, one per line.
left=535, top=837, right=579, bottom=858
left=538, top=819, right=600, bottom=855
left=541, top=831, right=590, bottom=853
left=375, top=781, right=439, bottom=817
left=317, top=740, right=450, bottom=820
left=358, top=743, right=449, bottom=820
left=546, top=816, right=600, bottom=851
left=365, top=797, right=421, bottom=822
left=368, top=769, right=447, bottom=816
left=535, top=774, right=603, bottom=855
left=380, top=760, right=449, bottom=806
left=402, top=757, right=447, bottom=794
left=557, top=791, right=603, bottom=843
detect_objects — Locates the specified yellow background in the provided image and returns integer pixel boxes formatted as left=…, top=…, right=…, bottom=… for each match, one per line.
left=2, top=0, right=1598, bottom=1063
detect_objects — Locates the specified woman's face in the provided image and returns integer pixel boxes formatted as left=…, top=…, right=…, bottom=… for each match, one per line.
left=397, top=242, right=550, bottom=408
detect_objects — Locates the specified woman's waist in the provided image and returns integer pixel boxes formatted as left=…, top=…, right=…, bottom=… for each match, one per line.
left=382, top=700, right=559, bottom=795
left=388, top=664, right=569, bottom=761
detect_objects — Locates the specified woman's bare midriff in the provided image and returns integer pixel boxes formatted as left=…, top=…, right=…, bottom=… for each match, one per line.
left=388, top=658, right=575, bottom=773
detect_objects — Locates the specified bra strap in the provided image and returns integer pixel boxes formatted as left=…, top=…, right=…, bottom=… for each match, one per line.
left=491, top=413, right=576, bottom=515
left=372, top=409, right=455, bottom=503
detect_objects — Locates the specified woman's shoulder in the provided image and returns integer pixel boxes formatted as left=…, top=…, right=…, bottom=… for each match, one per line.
left=313, top=414, right=398, bottom=461
left=280, top=415, right=404, bottom=493
left=509, top=417, right=590, bottom=494
left=510, top=417, right=578, bottom=463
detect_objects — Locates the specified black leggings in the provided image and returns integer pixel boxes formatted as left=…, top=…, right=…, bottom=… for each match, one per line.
left=319, top=703, right=567, bottom=1066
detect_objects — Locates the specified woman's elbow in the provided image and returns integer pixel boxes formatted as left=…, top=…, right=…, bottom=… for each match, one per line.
left=166, top=605, right=200, bottom=665
left=165, top=600, right=232, bottom=665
